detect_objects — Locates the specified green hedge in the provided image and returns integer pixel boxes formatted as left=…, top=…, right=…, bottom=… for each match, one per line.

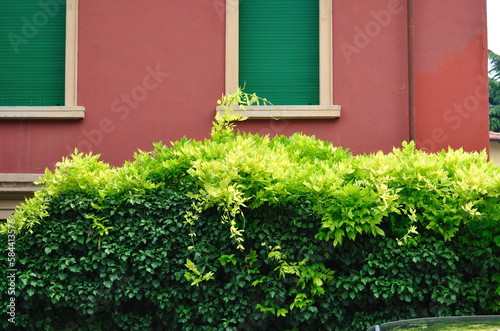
left=2, top=103, right=500, bottom=330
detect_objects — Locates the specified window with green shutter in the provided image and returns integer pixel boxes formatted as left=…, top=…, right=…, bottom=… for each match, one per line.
left=239, top=0, right=320, bottom=106
left=0, top=0, right=66, bottom=107
left=220, top=0, right=340, bottom=119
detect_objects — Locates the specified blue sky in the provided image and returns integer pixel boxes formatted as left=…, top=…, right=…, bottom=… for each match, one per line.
left=488, top=0, right=500, bottom=54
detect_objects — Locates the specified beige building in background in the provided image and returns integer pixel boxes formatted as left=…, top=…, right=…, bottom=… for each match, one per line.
left=491, top=132, right=500, bottom=165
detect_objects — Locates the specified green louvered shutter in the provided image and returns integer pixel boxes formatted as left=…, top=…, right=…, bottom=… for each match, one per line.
left=0, top=0, right=66, bottom=106
left=239, top=0, right=319, bottom=105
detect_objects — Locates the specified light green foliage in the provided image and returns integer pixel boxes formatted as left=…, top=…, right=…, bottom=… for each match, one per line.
left=1, top=151, right=114, bottom=235
left=2, top=92, right=500, bottom=328
left=349, top=142, right=500, bottom=245
left=84, top=213, right=112, bottom=249
left=253, top=245, right=335, bottom=315
left=43, top=151, right=113, bottom=193
left=142, top=115, right=499, bottom=316
left=185, top=88, right=273, bottom=250
left=184, top=259, right=215, bottom=286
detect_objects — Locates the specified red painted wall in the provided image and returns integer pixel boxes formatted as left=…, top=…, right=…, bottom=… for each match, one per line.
left=414, top=0, right=489, bottom=153
left=0, top=0, right=488, bottom=174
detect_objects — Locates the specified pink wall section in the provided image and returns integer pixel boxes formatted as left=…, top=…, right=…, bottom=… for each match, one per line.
left=0, top=0, right=489, bottom=174
left=332, top=0, right=409, bottom=153
left=237, top=0, right=409, bottom=155
left=75, top=1, right=226, bottom=167
left=413, top=0, right=489, bottom=153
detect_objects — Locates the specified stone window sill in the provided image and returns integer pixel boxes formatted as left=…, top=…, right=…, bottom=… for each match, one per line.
left=0, top=174, right=43, bottom=219
left=215, top=105, right=341, bottom=119
left=0, top=106, right=85, bottom=119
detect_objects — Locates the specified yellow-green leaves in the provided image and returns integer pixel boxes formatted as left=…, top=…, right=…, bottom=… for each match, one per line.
left=212, top=87, right=271, bottom=142
left=42, top=150, right=113, bottom=197
left=183, top=259, right=214, bottom=286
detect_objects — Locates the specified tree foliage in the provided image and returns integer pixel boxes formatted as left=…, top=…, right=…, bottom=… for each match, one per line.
left=489, top=50, right=500, bottom=132
left=489, top=50, right=500, bottom=81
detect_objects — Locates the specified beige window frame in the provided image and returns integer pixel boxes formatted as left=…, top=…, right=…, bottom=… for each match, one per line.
left=217, top=0, right=340, bottom=119
left=0, top=0, right=85, bottom=120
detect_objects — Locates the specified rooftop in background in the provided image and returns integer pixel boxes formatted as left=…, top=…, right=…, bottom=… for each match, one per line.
left=491, top=131, right=500, bottom=142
